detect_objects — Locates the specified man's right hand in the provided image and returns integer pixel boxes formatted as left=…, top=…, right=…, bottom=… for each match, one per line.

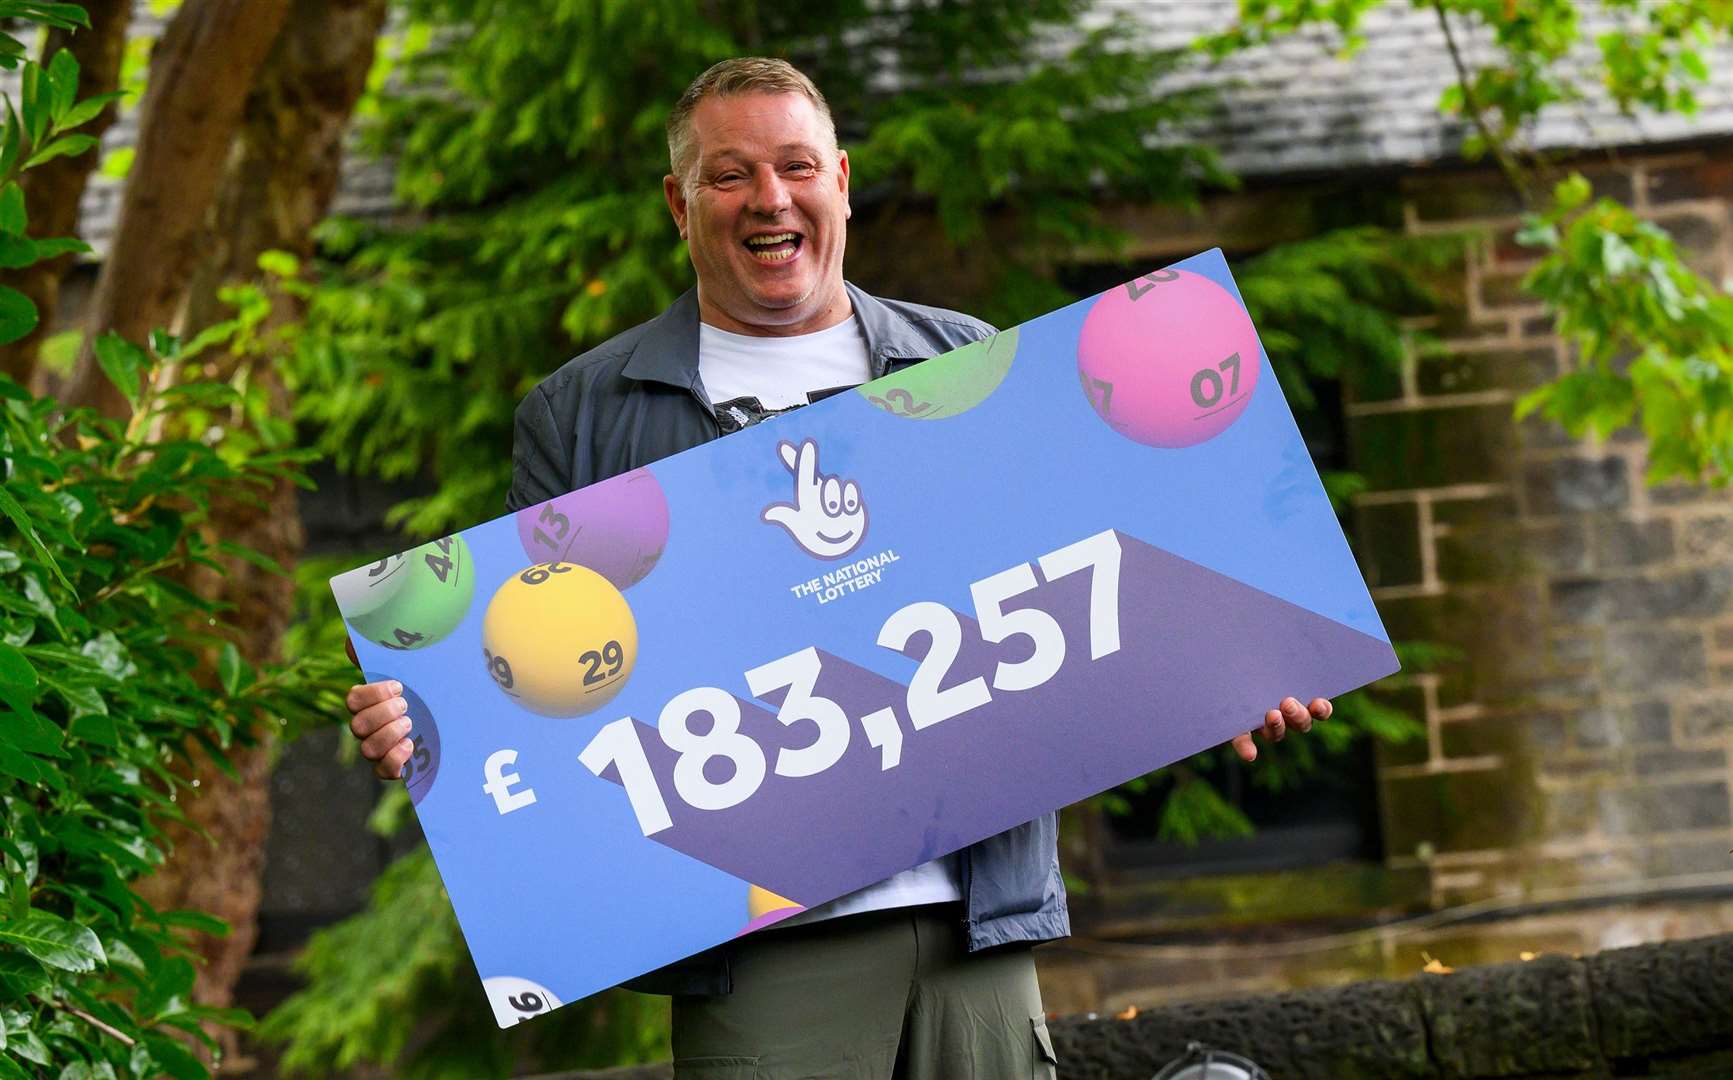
left=347, top=679, right=414, bottom=780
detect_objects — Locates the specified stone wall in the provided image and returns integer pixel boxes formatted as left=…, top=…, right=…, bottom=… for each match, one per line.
left=545, top=932, right=1733, bottom=1080
left=1023, top=138, right=1733, bottom=1015
left=1363, top=142, right=1733, bottom=908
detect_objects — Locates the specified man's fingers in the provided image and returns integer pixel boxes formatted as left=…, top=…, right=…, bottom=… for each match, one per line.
left=374, top=737, right=414, bottom=781
left=349, top=694, right=407, bottom=740
left=1309, top=697, right=1333, bottom=721
left=345, top=679, right=401, bottom=715
left=1280, top=696, right=1312, bottom=734
left=1262, top=706, right=1287, bottom=742
left=1231, top=731, right=1257, bottom=762
left=361, top=715, right=413, bottom=762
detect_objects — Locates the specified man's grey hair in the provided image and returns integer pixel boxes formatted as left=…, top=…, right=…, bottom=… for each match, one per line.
left=666, top=57, right=839, bottom=194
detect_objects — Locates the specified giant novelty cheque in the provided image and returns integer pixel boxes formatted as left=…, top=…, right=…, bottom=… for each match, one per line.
left=331, top=248, right=1401, bottom=1026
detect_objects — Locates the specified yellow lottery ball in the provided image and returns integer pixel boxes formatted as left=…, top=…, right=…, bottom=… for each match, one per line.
left=481, top=562, right=638, bottom=717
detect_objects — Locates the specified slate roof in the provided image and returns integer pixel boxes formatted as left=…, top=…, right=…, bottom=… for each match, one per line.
left=1120, top=0, right=1733, bottom=177
left=15, top=0, right=1733, bottom=259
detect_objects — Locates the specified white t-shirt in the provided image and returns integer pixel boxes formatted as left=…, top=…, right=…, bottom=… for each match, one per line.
left=697, top=316, right=964, bottom=925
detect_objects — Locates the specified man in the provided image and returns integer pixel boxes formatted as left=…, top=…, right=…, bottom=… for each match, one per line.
left=345, top=57, right=1332, bottom=1078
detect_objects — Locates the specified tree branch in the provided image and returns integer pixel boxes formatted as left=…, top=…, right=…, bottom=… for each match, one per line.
left=1433, top=0, right=1534, bottom=207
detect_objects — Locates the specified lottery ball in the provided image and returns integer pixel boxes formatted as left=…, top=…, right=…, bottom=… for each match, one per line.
left=739, top=884, right=804, bottom=936
left=1075, top=269, right=1262, bottom=448
left=332, top=535, right=476, bottom=651
left=515, top=468, right=670, bottom=590
left=859, top=327, right=1019, bottom=420
left=482, top=975, right=562, bottom=1028
left=481, top=562, right=638, bottom=717
left=365, top=677, right=440, bottom=806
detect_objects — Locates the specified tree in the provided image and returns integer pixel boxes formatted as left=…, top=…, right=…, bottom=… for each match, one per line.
left=124, top=0, right=388, bottom=1052
left=0, top=0, right=127, bottom=388
left=1207, top=0, right=1733, bottom=485
left=60, top=0, right=293, bottom=418
left=0, top=9, right=342, bottom=1077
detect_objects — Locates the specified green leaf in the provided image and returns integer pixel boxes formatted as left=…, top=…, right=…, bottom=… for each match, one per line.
left=97, top=144, right=131, bottom=179
left=0, top=708, right=64, bottom=757
left=0, top=486, right=71, bottom=595
left=45, top=46, right=77, bottom=124
left=217, top=642, right=241, bottom=696
left=0, top=285, right=37, bottom=346
left=24, top=132, right=97, bottom=168
left=93, top=331, right=145, bottom=409
left=158, top=910, right=229, bottom=937
left=0, top=233, right=35, bottom=268
left=0, top=1048, right=29, bottom=1079
left=257, top=249, right=300, bottom=278
left=0, top=951, right=49, bottom=998
left=141, top=1033, right=208, bottom=1080
left=0, top=641, right=34, bottom=694
left=0, top=913, right=105, bottom=972
left=59, top=90, right=120, bottom=131
left=0, top=102, right=18, bottom=179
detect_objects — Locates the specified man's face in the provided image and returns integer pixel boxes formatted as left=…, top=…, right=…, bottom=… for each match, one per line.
left=664, top=92, right=852, bottom=335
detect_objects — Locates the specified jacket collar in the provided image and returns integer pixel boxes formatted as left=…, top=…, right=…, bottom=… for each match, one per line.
left=620, top=281, right=932, bottom=389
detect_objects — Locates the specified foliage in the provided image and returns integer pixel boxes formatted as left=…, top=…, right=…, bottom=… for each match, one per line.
left=258, top=843, right=669, bottom=1078
left=0, top=10, right=342, bottom=1076
left=1516, top=175, right=1733, bottom=484
left=1210, top=0, right=1733, bottom=484
left=288, top=0, right=1225, bottom=534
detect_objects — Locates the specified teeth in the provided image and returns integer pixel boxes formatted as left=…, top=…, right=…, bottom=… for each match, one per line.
left=746, top=232, right=797, bottom=246
left=752, top=247, right=796, bottom=261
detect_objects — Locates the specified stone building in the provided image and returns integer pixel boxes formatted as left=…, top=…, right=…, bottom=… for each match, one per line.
left=33, top=0, right=1733, bottom=1023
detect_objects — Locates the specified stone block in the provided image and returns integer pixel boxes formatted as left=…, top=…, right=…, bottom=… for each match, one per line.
left=1523, top=455, right=1630, bottom=515
left=1675, top=694, right=1733, bottom=741
left=1440, top=713, right=1561, bottom=760
left=1640, top=837, right=1733, bottom=878
left=1653, top=213, right=1725, bottom=258
left=1646, top=156, right=1733, bottom=205
left=1406, top=172, right=1526, bottom=221
left=1550, top=567, right=1733, bottom=625
left=1435, top=520, right=1588, bottom=583
left=1574, top=701, right=1670, bottom=749
left=1379, top=763, right=1537, bottom=858
left=1590, top=933, right=1733, bottom=1059
left=1416, top=346, right=1553, bottom=396
left=1417, top=954, right=1598, bottom=1078
left=1355, top=500, right=1424, bottom=588
left=1595, top=781, right=1730, bottom=836
left=1349, top=403, right=1514, bottom=491
left=1431, top=492, right=1518, bottom=526
left=1593, top=517, right=1675, bottom=569
left=1650, top=482, right=1711, bottom=506
left=1541, top=788, right=1597, bottom=838
left=1679, top=511, right=1733, bottom=561
left=1716, top=622, right=1733, bottom=651
left=1517, top=314, right=1556, bottom=341
left=1605, top=626, right=1708, bottom=693
left=1634, top=746, right=1725, bottom=776
left=1475, top=270, right=1536, bottom=311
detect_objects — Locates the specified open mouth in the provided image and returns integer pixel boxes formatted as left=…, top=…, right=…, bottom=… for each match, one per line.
left=744, top=231, right=803, bottom=263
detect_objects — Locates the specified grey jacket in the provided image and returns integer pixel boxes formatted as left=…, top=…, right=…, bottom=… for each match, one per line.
left=507, top=282, right=1069, bottom=996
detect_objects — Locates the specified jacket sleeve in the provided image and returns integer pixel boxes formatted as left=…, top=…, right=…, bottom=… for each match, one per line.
left=506, top=384, right=571, bottom=513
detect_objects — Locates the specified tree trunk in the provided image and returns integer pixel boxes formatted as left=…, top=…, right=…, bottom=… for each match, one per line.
left=0, top=0, right=130, bottom=388
left=60, top=0, right=293, bottom=416
left=130, top=0, right=388, bottom=1053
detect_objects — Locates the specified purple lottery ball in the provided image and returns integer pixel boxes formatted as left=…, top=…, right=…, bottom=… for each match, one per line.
left=369, top=673, right=440, bottom=805
left=515, top=467, right=670, bottom=590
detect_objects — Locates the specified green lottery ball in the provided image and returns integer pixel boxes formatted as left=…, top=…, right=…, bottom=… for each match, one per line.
left=333, top=535, right=476, bottom=651
left=858, top=326, right=1019, bottom=420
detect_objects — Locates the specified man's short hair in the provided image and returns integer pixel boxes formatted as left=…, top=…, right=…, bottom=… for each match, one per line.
left=666, top=57, right=838, bottom=193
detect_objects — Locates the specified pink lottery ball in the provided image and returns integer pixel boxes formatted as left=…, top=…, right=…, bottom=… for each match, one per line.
left=1075, top=269, right=1263, bottom=449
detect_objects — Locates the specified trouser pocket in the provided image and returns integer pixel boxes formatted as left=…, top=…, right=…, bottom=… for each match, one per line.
left=1032, top=1016, right=1059, bottom=1079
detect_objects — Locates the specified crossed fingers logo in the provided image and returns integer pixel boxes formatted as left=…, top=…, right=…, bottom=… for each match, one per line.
left=761, top=439, right=867, bottom=559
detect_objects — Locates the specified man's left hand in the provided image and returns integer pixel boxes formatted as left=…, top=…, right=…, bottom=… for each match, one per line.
left=1231, top=696, right=1332, bottom=762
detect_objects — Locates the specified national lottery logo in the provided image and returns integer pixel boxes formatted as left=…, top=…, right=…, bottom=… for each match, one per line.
left=761, top=439, right=868, bottom=559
